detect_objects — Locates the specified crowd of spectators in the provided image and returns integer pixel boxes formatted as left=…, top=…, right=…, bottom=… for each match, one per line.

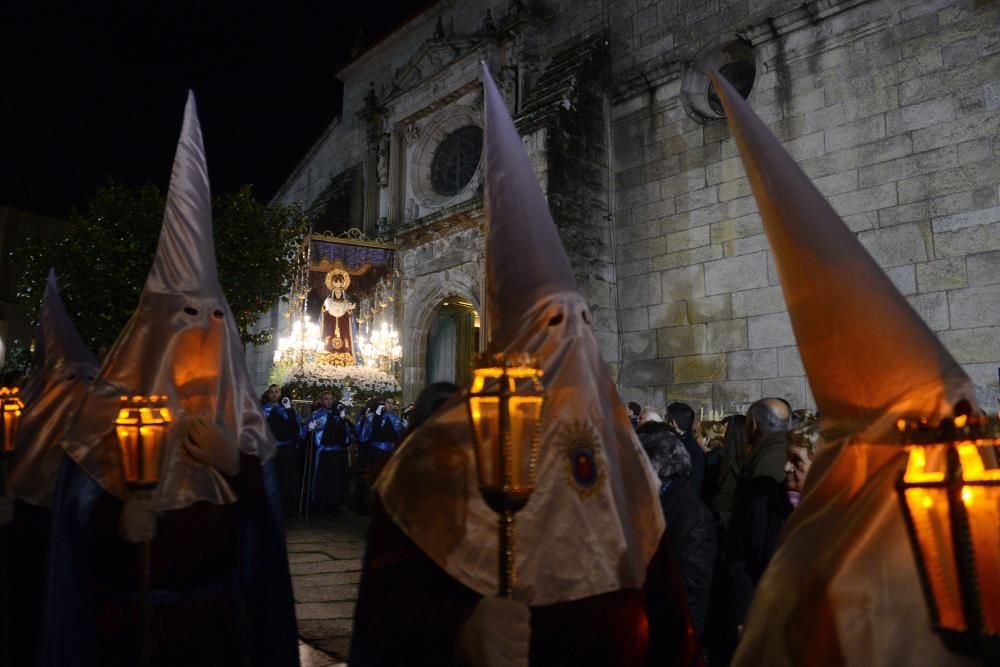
left=632, top=397, right=819, bottom=665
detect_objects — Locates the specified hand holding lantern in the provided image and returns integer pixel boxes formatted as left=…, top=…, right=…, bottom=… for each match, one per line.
left=466, top=352, right=545, bottom=597
left=119, top=496, right=157, bottom=543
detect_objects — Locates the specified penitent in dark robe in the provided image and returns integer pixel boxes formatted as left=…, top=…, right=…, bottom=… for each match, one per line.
left=4, top=269, right=99, bottom=667
left=42, top=92, right=298, bottom=667
left=349, top=65, right=702, bottom=667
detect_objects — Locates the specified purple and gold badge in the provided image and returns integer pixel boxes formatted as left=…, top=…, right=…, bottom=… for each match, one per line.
left=555, top=419, right=605, bottom=498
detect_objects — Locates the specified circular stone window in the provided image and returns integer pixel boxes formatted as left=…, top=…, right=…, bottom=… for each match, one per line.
left=707, top=60, right=756, bottom=115
left=430, top=126, right=483, bottom=196
left=682, top=38, right=757, bottom=122
left=410, top=106, right=484, bottom=209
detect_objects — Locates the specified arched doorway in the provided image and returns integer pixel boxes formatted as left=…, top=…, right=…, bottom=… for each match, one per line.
left=426, top=298, right=480, bottom=387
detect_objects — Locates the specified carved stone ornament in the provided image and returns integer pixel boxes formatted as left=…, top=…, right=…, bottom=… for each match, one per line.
left=377, top=133, right=391, bottom=187
left=405, top=122, right=421, bottom=145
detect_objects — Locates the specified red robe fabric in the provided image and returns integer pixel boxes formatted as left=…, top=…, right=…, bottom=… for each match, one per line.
left=351, top=497, right=703, bottom=667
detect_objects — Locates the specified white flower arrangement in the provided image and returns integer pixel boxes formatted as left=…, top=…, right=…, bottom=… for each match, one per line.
left=270, top=361, right=400, bottom=401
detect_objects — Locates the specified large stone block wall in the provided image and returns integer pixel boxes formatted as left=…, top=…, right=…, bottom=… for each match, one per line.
left=251, top=0, right=1000, bottom=410
left=613, top=0, right=1000, bottom=411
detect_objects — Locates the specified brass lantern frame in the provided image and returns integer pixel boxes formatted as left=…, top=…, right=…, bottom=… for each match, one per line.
left=466, top=351, right=545, bottom=597
left=895, top=414, right=1000, bottom=661
left=0, top=386, right=25, bottom=459
left=114, top=395, right=172, bottom=492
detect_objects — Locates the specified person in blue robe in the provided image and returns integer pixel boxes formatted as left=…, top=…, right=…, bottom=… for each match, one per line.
left=308, top=396, right=352, bottom=515
left=262, top=383, right=303, bottom=516
left=2, top=270, right=100, bottom=667
left=366, top=398, right=403, bottom=487
left=352, top=400, right=377, bottom=512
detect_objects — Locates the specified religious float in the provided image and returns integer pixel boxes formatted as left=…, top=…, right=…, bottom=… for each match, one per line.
left=270, top=229, right=401, bottom=405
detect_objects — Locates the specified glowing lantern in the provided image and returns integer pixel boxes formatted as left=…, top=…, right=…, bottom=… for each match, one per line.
left=466, top=351, right=545, bottom=596
left=115, top=395, right=171, bottom=490
left=0, top=386, right=24, bottom=457
left=896, top=413, right=1000, bottom=659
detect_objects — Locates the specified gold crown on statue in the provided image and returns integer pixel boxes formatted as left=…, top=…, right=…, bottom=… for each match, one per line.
left=325, top=267, right=351, bottom=292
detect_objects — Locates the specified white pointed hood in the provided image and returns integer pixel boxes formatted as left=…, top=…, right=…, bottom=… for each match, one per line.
left=7, top=270, right=99, bottom=507
left=61, top=93, right=277, bottom=509
left=704, top=67, right=978, bottom=666
left=374, top=65, right=664, bottom=605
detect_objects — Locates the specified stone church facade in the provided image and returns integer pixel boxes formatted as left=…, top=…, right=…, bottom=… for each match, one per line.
left=247, top=0, right=1000, bottom=409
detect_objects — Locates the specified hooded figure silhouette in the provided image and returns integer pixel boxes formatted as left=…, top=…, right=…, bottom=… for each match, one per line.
left=41, top=93, right=298, bottom=667
left=349, top=65, right=700, bottom=667
left=4, top=270, right=99, bottom=667
left=9, top=269, right=99, bottom=506
left=704, top=67, right=979, bottom=667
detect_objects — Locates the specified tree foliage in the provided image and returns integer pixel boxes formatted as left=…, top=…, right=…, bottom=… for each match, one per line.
left=214, top=186, right=309, bottom=346
left=15, top=181, right=308, bottom=355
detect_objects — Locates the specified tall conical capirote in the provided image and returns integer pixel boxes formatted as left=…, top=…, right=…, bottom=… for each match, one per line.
left=482, top=62, right=578, bottom=349
left=61, top=92, right=277, bottom=509
left=145, top=92, right=217, bottom=294
left=8, top=269, right=100, bottom=506
left=371, top=66, right=667, bottom=608
left=705, top=67, right=977, bottom=666
left=20, top=269, right=98, bottom=404
left=703, top=66, right=974, bottom=437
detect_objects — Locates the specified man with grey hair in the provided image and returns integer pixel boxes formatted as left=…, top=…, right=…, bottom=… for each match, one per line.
left=743, top=398, right=792, bottom=483
left=638, top=406, right=663, bottom=426
left=723, top=397, right=793, bottom=651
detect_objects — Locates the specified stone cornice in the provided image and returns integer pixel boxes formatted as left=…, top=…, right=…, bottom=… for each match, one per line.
left=610, top=0, right=872, bottom=104
left=391, top=194, right=485, bottom=246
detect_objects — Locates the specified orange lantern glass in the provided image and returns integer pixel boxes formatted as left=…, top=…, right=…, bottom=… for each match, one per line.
left=466, top=351, right=545, bottom=596
left=115, top=395, right=171, bottom=490
left=0, top=386, right=25, bottom=457
left=896, top=414, right=1000, bottom=660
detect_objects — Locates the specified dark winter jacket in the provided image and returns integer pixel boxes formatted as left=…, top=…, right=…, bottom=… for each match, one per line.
left=660, top=478, right=717, bottom=639
left=726, top=475, right=794, bottom=625
left=743, top=431, right=788, bottom=483
left=677, top=430, right=706, bottom=497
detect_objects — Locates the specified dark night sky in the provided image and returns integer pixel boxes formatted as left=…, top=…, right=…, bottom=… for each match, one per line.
left=0, top=1, right=431, bottom=218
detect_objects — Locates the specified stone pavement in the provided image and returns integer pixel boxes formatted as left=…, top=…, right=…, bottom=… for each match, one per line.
left=286, top=513, right=370, bottom=666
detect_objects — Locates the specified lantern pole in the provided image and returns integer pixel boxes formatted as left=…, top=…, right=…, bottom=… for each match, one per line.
left=115, top=395, right=169, bottom=667
left=497, top=366, right=513, bottom=597
left=138, top=505, right=153, bottom=667
left=0, top=386, right=21, bottom=667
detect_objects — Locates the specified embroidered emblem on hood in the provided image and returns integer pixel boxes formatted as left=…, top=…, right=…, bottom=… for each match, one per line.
left=555, top=419, right=605, bottom=498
